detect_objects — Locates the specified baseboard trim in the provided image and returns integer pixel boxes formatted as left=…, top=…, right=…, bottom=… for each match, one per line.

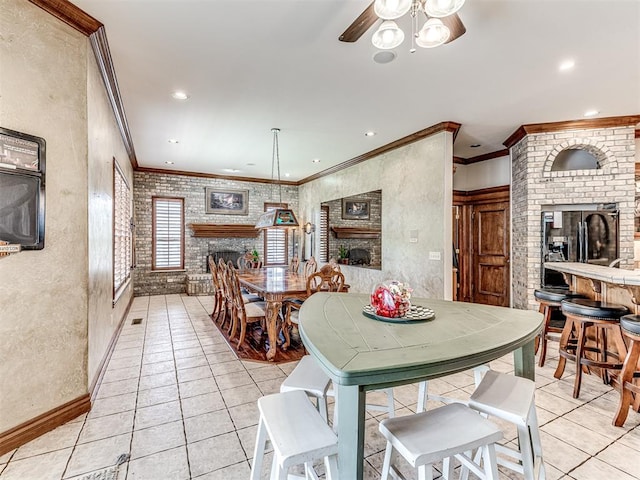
left=89, top=293, right=134, bottom=402
left=0, top=394, right=91, bottom=456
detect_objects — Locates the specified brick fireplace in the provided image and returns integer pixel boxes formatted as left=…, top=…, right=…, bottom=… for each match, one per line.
left=508, top=120, right=638, bottom=310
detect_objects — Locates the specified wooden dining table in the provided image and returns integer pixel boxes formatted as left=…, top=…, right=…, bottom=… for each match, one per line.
left=237, top=267, right=309, bottom=361
left=299, top=292, right=543, bottom=480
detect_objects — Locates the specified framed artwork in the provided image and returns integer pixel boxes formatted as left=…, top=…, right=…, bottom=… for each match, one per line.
left=342, top=199, right=370, bottom=220
left=205, top=188, right=249, bottom=215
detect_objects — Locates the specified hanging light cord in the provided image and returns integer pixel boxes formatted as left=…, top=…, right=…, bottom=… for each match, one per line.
left=271, top=127, right=282, bottom=204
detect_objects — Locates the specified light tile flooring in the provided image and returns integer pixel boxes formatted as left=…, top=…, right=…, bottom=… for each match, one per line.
left=1, top=294, right=639, bottom=480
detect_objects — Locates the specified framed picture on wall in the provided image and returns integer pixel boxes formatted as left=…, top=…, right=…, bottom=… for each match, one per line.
left=342, top=199, right=370, bottom=220
left=205, top=188, right=249, bottom=215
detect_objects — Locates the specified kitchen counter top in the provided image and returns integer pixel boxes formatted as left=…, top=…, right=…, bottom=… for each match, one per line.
left=544, top=262, right=640, bottom=286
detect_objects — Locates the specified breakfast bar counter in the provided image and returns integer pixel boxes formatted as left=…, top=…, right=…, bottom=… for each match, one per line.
left=544, top=262, right=640, bottom=311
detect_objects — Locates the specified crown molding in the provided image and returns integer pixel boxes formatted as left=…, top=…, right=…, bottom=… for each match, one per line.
left=135, top=167, right=298, bottom=186
left=454, top=149, right=510, bottom=165
left=504, top=115, right=640, bottom=149
left=29, top=0, right=102, bottom=35
left=299, top=121, right=461, bottom=185
left=30, top=1, right=138, bottom=169
left=91, top=27, right=138, bottom=168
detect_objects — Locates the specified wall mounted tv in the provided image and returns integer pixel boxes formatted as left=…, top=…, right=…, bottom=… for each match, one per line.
left=0, top=127, right=46, bottom=250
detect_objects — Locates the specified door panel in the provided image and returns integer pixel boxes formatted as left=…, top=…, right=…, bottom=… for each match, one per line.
left=472, top=202, right=510, bottom=306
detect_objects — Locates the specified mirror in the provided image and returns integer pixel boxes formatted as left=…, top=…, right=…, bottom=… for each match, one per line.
left=319, top=190, right=382, bottom=270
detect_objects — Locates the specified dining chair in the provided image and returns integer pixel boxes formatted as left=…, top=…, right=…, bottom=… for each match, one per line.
left=228, top=265, right=268, bottom=349
left=208, top=256, right=224, bottom=322
left=281, top=265, right=346, bottom=349
left=217, top=258, right=233, bottom=331
left=303, top=256, right=318, bottom=278
left=328, top=258, right=341, bottom=272
left=289, top=255, right=300, bottom=274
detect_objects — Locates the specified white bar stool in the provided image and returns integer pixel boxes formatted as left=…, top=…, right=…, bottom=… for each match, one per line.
left=416, top=364, right=490, bottom=412
left=250, top=390, right=338, bottom=480
left=281, top=355, right=332, bottom=422
left=468, top=370, right=546, bottom=480
left=379, top=402, right=503, bottom=480
left=280, top=355, right=395, bottom=427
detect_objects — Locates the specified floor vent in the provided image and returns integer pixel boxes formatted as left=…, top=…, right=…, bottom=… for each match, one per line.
left=131, top=318, right=143, bottom=325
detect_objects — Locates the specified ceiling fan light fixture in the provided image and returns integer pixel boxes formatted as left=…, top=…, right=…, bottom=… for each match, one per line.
left=372, top=20, right=405, bottom=49
left=424, top=0, right=465, bottom=18
left=374, top=0, right=413, bottom=20
left=415, top=18, right=450, bottom=48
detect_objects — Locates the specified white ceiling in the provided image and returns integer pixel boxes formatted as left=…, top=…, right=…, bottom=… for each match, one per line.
left=72, top=0, right=640, bottom=182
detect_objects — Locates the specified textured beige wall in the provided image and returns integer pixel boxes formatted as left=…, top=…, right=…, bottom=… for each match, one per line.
left=87, top=45, right=134, bottom=384
left=299, top=132, right=453, bottom=299
left=0, top=0, right=89, bottom=431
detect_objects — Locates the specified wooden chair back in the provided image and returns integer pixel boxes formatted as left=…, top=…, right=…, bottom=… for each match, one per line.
left=306, top=264, right=346, bottom=294
left=238, top=252, right=262, bottom=269
left=304, top=257, right=318, bottom=278
left=289, top=256, right=300, bottom=274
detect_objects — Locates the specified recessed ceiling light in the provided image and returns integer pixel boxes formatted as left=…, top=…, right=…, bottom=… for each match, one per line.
left=470, top=144, right=482, bottom=148
left=373, top=51, right=396, bottom=64
left=364, top=131, right=376, bottom=137
left=559, top=59, right=575, bottom=71
left=171, top=91, right=189, bottom=100
left=584, top=109, right=599, bottom=117
left=165, top=161, right=174, bottom=165
left=312, top=158, right=321, bottom=163
left=168, top=139, right=179, bottom=144
left=222, top=168, right=241, bottom=173
left=284, top=173, right=290, bottom=177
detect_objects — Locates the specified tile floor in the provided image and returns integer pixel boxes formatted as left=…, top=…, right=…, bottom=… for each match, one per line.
left=1, top=294, right=639, bottom=480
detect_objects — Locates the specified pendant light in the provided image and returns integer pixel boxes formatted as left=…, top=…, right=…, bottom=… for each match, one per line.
left=255, top=128, right=299, bottom=229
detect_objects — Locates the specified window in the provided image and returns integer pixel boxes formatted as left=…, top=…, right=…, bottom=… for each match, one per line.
left=153, top=197, right=184, bottom=270
left=113, top=161, right=132, bottom=299
left=264, top=202, right=288, bottom=266
left=319, top=205, right=329, bottom=262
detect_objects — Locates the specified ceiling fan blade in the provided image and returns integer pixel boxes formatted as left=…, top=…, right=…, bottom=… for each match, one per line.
left=441, top=13, right=466, bottom=44
left=339, top=2, right=378, bottom=43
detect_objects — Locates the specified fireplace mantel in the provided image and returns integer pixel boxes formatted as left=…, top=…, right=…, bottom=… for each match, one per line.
left=331, top=227, right=381, bottom=239
left=188, top=223, right=260, bottom=238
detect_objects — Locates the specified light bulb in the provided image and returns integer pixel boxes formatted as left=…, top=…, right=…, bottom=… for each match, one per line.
left=372, top=20, right=405, bottom=50
left=424, top=0, right=465, bottom=18
left=374, top=0, right=412, bottom=20
left=416, top=18, right=450, bottom=48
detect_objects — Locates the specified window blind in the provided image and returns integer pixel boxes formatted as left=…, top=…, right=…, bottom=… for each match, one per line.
left=319, top=205, right=329, bottom=262
left=264, top=202, right=288, bottom=266
left=153, top=197, right=184, bottom=270
left=113, top=162, right=132, bottom=297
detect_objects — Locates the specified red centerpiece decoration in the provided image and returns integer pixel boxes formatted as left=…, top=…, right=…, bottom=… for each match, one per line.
left=370, top=281, right=412, bottom=318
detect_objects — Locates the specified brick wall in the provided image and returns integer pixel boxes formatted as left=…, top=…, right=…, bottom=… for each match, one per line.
left=511, top=126, right=636, bottom=310
left=133, top=171, right=299, bottom=295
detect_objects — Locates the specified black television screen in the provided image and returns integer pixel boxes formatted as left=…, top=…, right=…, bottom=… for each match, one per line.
left=0, top=171, right=44, bottom=249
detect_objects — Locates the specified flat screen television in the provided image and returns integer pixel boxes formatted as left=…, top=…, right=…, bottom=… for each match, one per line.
left=0, top=127, right=45, bottom=250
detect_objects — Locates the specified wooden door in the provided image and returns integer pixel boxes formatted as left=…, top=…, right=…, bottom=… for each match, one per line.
left=472, top=201, right=510, bottom=306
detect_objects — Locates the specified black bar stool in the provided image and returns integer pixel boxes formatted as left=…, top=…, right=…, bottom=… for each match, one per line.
left=533, top=288, right=585, bottom=367
left=612, top=314, right=640, bottom=427
left=554, top=298, right=629, bottom=398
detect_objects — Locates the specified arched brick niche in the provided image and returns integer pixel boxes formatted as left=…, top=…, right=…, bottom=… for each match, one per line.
left=543, top=139, right=615, bottom=178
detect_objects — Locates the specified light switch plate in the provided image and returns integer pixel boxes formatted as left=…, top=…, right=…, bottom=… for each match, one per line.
left=429, top=251, right=441, bottom=261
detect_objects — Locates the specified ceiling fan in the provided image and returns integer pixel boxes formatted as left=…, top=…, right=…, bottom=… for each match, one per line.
left=339, top=0, right=466, bottom=50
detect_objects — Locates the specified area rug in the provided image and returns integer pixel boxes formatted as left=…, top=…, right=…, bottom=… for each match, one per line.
left=211, top=314, right=306, bottom=364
